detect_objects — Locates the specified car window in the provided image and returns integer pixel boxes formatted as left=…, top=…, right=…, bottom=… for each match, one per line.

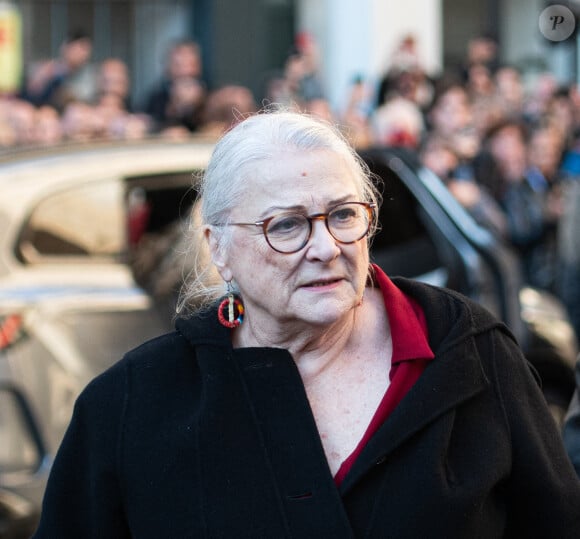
left=18, top=180, right=124, bottom=262
left=125, top=171, right=198, bottom=236
left=124, top=172, right=199, bottom=303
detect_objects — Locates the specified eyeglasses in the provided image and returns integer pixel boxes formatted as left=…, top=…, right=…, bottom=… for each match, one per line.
left=222, top=201, right=376, bottom=254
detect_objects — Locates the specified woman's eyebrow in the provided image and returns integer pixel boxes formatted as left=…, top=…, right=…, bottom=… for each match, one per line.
left=256, top=204, right=305, bottom=219
left=259, top=195, right=358, bottom=218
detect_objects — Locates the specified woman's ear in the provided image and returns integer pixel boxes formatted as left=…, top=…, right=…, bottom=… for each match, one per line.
left=204, top=226, right=233, bottom=282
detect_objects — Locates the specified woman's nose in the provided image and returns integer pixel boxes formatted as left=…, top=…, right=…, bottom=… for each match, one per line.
left=305, top=219, right=340, bottom=260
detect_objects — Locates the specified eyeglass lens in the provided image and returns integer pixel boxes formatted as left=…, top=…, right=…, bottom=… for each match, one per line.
left=265, top=203, right=371, bottom=253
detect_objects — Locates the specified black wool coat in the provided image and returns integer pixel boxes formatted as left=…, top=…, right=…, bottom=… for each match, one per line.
left=33, top=278, right=580, bottom=538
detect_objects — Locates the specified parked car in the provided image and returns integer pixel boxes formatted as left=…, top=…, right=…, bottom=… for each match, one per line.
left=0, top=139, right=577, bottom=537
left=0, top=138, right=214, bottom=538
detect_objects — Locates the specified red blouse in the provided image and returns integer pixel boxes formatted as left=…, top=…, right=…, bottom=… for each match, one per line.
left=334, top=265, right=435, bottom=486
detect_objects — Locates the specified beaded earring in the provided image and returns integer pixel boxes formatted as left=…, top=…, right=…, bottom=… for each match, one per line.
left=217, top=282, right=244, bottom=328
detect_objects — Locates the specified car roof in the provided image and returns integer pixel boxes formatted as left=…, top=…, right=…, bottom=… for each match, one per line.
left=0, top=137, right=216, bottom=279
left=0, top=137, right=215, bottom=186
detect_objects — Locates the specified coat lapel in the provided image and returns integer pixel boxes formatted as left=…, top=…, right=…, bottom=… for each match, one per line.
left=340, top=334, right=489, bottom=494
left=233, top=347, right=355, bottom=538
left=191, top=327, right=354, bottom=538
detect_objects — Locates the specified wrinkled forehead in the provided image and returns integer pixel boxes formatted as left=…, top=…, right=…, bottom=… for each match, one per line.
left=237, top=149, right=362, bottom=203
left=248, top=145, right=353, bottom=174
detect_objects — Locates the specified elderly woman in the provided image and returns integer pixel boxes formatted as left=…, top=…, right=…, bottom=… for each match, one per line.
left=34, top=111, right=580, bottom=538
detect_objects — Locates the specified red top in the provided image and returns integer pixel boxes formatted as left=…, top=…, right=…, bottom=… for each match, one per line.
left=333, top=265, right=435, bottom=486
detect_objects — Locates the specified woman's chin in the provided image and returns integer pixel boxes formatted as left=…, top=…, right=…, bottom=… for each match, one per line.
left=294, top=295, right=359, bottom=326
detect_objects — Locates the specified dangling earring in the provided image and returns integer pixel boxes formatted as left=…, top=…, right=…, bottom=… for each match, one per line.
left=217, top=282, right=244, bottom=328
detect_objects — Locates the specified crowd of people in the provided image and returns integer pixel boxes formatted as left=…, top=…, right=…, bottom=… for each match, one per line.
left=340, top=33, right=580, bottom=343
left=2, top=30, right=580, bottom=340
left=0, top=32, right=259, bottom=146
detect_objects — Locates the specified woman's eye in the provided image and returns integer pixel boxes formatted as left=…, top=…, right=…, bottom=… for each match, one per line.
left=268, top=215, right=304, bottom=235
left=332, top=208, right=356, bottom=222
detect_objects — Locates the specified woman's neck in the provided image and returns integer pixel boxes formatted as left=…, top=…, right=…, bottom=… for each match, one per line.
left=232, top=287, right=388, bottom=384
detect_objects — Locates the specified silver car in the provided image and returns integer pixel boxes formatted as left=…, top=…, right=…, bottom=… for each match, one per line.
left=0, top=138, right=214, bottom=537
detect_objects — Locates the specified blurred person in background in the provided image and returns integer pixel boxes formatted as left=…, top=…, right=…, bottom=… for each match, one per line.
left=420, top=134, right=508, bottom=240
left=544, top=86, right=577, bottom=149
left=549, top=102, right=580, bottom=477
left=0, top=121, right=16, bottom=147
left=94, top=92, right=130, bottom=133
left=427, top=81, right=483, bottom=172
left=475, top=120, right=560, bottom=291
left=420, top=135, right=460, bottom=179
left=143, top=39, right=207, bottom=133
left=525, top=124, right=565, bottom=292
left=465, top=62, right=495, bottom=102
left=427, top=81, right=473, bottom=141
left=376, top=35, right=433, bottom=111
left=302, top=97, right=335, bottom=123
left=340, top=75, right=374, bottom=149
left=93, top=58, right=153, bottom=141
left=557, top=176, right=580, bottom=342
left=0, top=98, right=18, bottom=147
left=494, top=65, right=525, bottom=120
left=97, top=58, right=133, bottom=112
left=370, top=95, right=424, bottom=149
left=197, top=85, right=258, bottom=137
left=527, top=124, right=566, bottom=188
left=292, top=31, right=326, bottom=104
left=567, top=84, right=580, bottom=131
left=474, top=120, right=527, bottom=203
left=24, top=30, right=97, bottom=112
left=267, top=34, right=326, bottom=112
left=106, top=113, right=152, bottom=141
left=60, top=101, right=103, bottom=142
left=32, top=105, right=63, bottom=146
left=562, top=167, right=580, bottom=479
left=460, top=34, right=499, bottom=82
left=523, top=71, right=558, bottom=124
left=4, top=98, right=36, bottom=146
left=557, top=130, right=580, bottom=342
left=269, top=52, right=303, bottom=108
left=466, top=64, right=505, bottom=135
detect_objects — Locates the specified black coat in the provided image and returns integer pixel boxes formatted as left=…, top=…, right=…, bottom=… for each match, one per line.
left=33, top=278, right=580, bottom=538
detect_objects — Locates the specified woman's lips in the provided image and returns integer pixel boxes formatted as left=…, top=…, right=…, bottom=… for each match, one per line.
left=302, top=278, right=342, bottom=289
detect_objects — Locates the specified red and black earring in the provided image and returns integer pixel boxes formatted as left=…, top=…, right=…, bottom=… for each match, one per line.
left=217, top=282, right=244, bottom=328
